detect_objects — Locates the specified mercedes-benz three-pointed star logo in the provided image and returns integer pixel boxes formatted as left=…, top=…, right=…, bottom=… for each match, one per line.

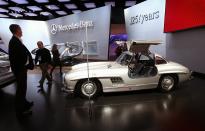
left=51, top=24, right=58, bottom=35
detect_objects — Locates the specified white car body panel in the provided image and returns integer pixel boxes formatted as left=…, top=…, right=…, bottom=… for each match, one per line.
left=64, top=53, right=191, bottom=93
left=64, top=40, right=191, bottom=94
left=0, top=59, right=15, bottom=87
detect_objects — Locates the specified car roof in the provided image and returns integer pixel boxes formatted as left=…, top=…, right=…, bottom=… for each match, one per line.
left=126, top=40, right=162, bottom=53
left=127, top=40, right=162, bottom=45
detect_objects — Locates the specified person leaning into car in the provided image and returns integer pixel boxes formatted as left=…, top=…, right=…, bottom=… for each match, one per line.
left=35, top=41, right=52, bottom=89
left=8, top=24, right=34, bottom=117
left=50, top=44, right=62, bottom=78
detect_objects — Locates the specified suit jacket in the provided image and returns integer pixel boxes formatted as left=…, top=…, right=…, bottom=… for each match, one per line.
left=35, top=48, right=51, bottom=65
left=9, top=36, right=34, bottom=75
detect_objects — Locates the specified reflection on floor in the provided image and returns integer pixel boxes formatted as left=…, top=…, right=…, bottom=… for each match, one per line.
left=0, top=69, right=205, bottom=131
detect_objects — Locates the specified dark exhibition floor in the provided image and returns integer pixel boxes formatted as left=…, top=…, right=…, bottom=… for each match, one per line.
left=0, top=70, right=205, bottom=131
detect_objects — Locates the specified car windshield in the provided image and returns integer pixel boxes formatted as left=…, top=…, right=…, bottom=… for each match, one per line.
left=136, top=52, right=155, bottom=66
left=0, top=50, right=9, bottom=60
left=0, top=51, right=5, bottom=56
left=116, top=52, right=132, bottom=65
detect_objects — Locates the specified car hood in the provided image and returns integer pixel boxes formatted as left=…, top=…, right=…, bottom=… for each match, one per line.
left=66, top=61, right=126, bottom=80
left=157, top=61, right=190, bottom=74
left=71, top=61, right=122, bottom=72
left=0, top=60, right=10, bottom=67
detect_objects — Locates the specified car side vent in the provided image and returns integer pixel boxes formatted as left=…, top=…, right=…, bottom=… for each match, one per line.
left=110, top=77, right=123, bottom=84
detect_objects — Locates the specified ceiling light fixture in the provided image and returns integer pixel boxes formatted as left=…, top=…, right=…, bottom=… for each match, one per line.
left=84, top=3, right=96, bottom=8
left=65, top=4, right=77, bottom=9
left=0, top=14, right=9, bottom=17
left=56, top=11, right=67, bottom=15
left=9, top=7, right=25, bottom=12
left=11, top=0, right=28, bottom=4
left=57, top=0, right=70, bottom=2
left=24, top=12, right=37, bottom=16
left=46, top=5, right=59, bottom=10
left=34, top=0, right=48, bottom=3
left=0, top=8, right=9, bottom=13
left=9, top=12, right=23, bottom=18
left=72, top=10, right=81, bottom=14
left=125, top=1, right=136, bottom=7
left=27, top=6, right=42, bottom=11
left=105, top=2, right=115, bottom=7
left=0, top=1, right=8, bottom=5
left=40, top=11, right=51, bottom=16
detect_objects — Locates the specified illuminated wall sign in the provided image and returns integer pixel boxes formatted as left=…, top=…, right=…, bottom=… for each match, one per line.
left=50, top=21, right=94, bottom=35
left=164, top=0, right=205, bottom=32
left=47, top=5, right=111, bottom=60
left=124, top=0, right=166, bottom=57
left=130, top=11, right=159, bottom=25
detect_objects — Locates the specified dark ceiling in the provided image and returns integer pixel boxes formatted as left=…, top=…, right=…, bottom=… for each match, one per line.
left=0, top=0, right=145, bottom=23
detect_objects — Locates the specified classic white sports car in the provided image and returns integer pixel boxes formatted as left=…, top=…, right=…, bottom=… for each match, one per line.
left=63, top=41, right=192, bottom=98
left=0, top=49, right=9, bottom=61
left=31, top=43, right=83, bottom=66
left=0, top=50, right=15, bottom=87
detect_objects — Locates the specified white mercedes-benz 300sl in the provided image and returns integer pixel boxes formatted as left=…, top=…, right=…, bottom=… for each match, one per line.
left=0, top=50, right=15, bottom=87
left=63, top=41, right=192, bottom=98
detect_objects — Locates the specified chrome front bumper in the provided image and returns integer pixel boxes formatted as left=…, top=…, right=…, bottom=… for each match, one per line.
left=62, top=73, right=74, bottom=94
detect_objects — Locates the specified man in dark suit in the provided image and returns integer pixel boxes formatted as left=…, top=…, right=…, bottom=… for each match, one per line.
left=8, top=24, right=34, bottom=117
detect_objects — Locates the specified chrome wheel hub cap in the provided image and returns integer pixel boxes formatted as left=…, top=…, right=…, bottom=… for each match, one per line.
left=82, top=82, right=97, bottom=97
left=161, top=76, right=174, bottom=91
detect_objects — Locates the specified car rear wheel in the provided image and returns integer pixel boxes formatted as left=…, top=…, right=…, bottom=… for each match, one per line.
left=76, top=79, right=102, bottom=99
left=159, top=75, right=177, bottom=92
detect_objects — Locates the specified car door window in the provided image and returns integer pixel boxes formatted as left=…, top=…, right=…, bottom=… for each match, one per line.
left=128, top=53, right=157, bottom=78
left=139, top=53, right=154, bottom=66
left=116, top=53, right=132, bottom=66
left=155, top=56, right=167, bottom=64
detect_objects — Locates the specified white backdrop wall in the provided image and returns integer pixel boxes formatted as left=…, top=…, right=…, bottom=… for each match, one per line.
left=0, top=6, right=111, bottom=60
left=47, top=6, right=111, bottom=60
left=0, top=18, right=50, bottom=53
left=124, top=0, right=166, bottom=57
left=124, top=0, right=205, bottom=74
left=166, top=27, right=205, bottom=73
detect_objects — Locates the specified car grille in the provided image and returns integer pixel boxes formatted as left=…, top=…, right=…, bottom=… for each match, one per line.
left=110, top=77, right=123, bottom=84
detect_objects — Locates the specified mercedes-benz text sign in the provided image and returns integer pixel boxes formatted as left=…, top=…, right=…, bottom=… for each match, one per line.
left=50, top=21, right=94, bottom=35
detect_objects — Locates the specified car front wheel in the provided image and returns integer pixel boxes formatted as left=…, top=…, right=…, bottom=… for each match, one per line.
left=159, top=75, right=177, bottom=92
left=76, top=79, right=102, bottom=99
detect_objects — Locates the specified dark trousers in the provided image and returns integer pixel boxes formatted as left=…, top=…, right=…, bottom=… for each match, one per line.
left=39, top=63, right=52, bottom=85
left=50, top=62, right=62, bottom=77
left=15, top=68, right=28, bottom=112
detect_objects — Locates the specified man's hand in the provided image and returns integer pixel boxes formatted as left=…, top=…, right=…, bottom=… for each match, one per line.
left=26, top=63, right=34, bottom=70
